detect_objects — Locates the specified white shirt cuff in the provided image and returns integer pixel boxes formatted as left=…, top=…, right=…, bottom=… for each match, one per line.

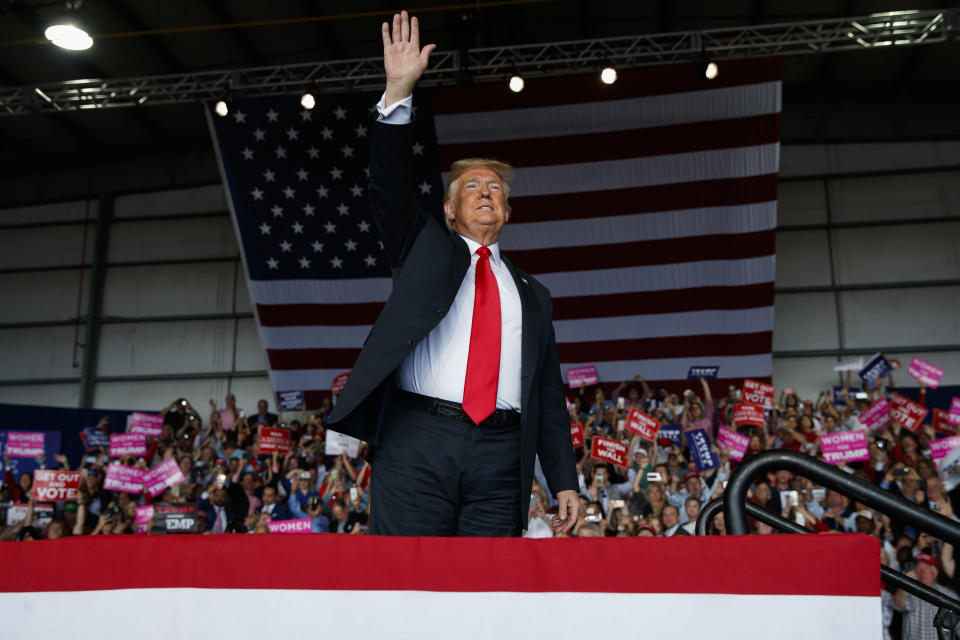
left=376, top=92, right=413, bottom=125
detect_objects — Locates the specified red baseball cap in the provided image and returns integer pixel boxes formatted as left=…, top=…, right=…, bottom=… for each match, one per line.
left=914, top=553, right=938, bottom=569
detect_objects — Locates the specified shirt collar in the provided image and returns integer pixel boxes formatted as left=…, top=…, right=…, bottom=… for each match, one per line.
left=458, top=234, right=501, bottom=264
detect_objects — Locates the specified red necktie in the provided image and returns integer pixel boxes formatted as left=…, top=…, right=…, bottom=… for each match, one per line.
left=463, top=246, right=501, bottom=424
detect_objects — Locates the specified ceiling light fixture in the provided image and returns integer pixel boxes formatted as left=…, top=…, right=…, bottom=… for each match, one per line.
left=508, top=74, right=525, bottom=93
left=214, top=100, right=229, bottom=117
left=45, top=1, right=93, bottom=51
left=600, top=66, right=618, bottom=85
left=301, top=92, right=316, bottom=110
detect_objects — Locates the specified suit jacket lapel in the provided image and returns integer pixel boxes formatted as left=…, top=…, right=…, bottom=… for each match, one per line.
left=450, top=233, right=471, bottom=301
left=502, top=255, right=540, bottom=415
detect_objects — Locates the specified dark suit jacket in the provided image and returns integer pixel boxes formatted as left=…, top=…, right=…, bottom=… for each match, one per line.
left=327, top=120, right=577, bottom=527
left=199, top=500, right=236, bottom=533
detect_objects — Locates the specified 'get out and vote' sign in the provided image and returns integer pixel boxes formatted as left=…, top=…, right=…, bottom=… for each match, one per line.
left=888, top=393, right=929, bottom=432
left=33, top=470, right=81, bottom=501
left=624, top=408, right=660, bottom=441
left=819, top=431, right=870, bottom=464
left=742, top=379, right=775, bottom=408
left=590, top=436, right=628, bottom=468
left=567, top=365, right=598, bottom=389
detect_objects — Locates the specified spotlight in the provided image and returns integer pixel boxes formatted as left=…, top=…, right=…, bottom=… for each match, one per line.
left=301, top=92, right=316, bottom=110
left=44, top=21, right=92, bottom=50
left=600, top=66, right=618, bottom=85
left=704, top=61, right=719, bottom=80
left=215, top=100, right=229, bottom=117
left=508, top=75, right=525, bottom=93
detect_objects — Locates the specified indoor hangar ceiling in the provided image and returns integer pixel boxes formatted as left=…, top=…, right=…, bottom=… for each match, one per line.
left=0, top=0, right=958, bottom=173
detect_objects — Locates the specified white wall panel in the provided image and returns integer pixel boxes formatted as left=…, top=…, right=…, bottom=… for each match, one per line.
left=234, top=318, right=269, bottom=372
left=829, top=170, right=960, bottom=224
left=0, top=199, right=97, bottom=226
left=772, top=293, right=839, bottom=351
left=93, top=376, right=271, bottom=414
left=0, top=383, right=80, bottom=408
left=0, top=269, right=89, bottom=323
left=774, top=230, right=832, bottom=288
left=108, top=216, right=238, bottom=263
left=235, top=272, right=254, bottom=313
left=777, top=180, right=827, bottom=227
left=0, top=224, right=92, bottom=270
left=780, top=141, right=960, bottom=178
left=0, top=327, right=81, bottom=381
left=840, top=286, right=960, bottom=349
left=114, top=185, right=226, bottom=218
left=97, top=320, right=237, bottom=377
left=772, top=356, right=844, bottom=401
left=102, top=263, right=237, bottom=318
left=833, top=222, right=960, bottom=285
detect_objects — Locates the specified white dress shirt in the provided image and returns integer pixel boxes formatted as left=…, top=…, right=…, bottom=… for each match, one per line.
left=378, top=94, right=523, bottom=411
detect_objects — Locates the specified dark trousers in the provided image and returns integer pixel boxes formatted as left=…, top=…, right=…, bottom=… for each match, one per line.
left=369, top=403, right=522, bottom=537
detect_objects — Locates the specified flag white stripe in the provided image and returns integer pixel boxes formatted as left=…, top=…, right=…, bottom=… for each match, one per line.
left=259, top=307, right=773, bottom=350
left=501, top=201, right=776, bottom=251
left=435, top=81, right=782, bottom=144
left=442, top=144, right=780, bottom=198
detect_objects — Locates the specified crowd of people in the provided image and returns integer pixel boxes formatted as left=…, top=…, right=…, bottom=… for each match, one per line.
left=1, top=372, right=958, bottom=638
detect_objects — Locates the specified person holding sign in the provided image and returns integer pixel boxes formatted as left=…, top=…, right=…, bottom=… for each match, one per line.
left=326, top=11, right=578, bottom=537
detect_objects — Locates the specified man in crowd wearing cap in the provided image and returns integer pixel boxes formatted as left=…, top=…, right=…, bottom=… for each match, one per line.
left=894, top=552, right=958, bottom=640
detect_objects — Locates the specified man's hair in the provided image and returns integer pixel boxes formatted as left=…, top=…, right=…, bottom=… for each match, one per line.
left=443, top=158, right=515, bottom=230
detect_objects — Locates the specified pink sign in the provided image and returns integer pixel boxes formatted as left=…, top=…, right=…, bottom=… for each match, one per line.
left=951, top=398, right=960, bottom=424
left=742, top=379, right=775, bottom=408
left=104, top=463, right=144, bottom=494
left=267, top=519, right=312, bottom=534
left=5, top=432, right=45, bottom=457
left=129, top=412, right=164, bottom=437
left=590, top=435, right=629, bottom=468
left=567, top=365, right=598, bottom=389
left=570, top=423, right=584, bottom=448
left=134, top=505, right=154, bottom=534
left=888, top=393, right=929, bottom=432
left=859, top=398, right=891, bottom=430
left=716, top=426, right=750, bottom=461
left=930, top=436, right=960, bottom=467
left=819, top=431, right=870, bottom=464
left=624, top=407, right=660, bottom=441
left=143, top=457, right=185, bottom=497
left=733, top=402, right=766, bottom=427
left=110, top=433, right=146, bottom=457
left=908, top=357, right=944, bottom=388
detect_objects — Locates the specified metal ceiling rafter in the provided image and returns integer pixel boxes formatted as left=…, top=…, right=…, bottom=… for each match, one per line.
left=0, top=8, right=956, bottom=116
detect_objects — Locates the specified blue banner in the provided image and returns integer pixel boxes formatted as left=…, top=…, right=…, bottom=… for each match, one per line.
left=832, top=386, right=860, bottom=407
left=82, top=427, right=110, bottom=449
left=858, top=353, right=893, bottom=389
left=0, top=430, right=63, bottom=481
left=684, top=428, right=719, bottom=472
left=277, top=390, right=305, bottom=412
left=658, top=424, right=683, bottom=446
left=687, top=366, right=719, bottom=381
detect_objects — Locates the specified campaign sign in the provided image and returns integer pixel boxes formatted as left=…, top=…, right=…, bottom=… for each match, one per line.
left=82, top=427, right=110, bottom=449
left=908, top=357, right=944, bottom=388
left=109, top=433, right=146, bottom=458
left=33, top=469, right=81, bottom=501
left=6, top=502, right=54, bottom=529
left=819, top=431, right=869, bottom=464
left=154, top=503, right=200, bottom=534
left=325, top=430, right=361, bottom=457
left=277, top=390, right=304, bottom=411
left=143, top=458, right=185, bottom=497
left=129, top=412, right=164, bottom=437
left=567, top=365, right=598, bottom=389
left=103, top=463, right=144, bottom=494
left=687, top=366, right=719, bottom=381
left=833, top=357, right=865, bottom=373
left=742, top=379, right=775, bottom=408
left=267, top=518, right=312, bottom=534
left=939, top=446, right=960, bottom=492
left=5, top=432, right=45, bottom=458
left=951, top=398, right=960, bottom=424
left=934, top=409, right=958, bottom=434
left=888, top=393, right=929, bottom=432
left=624, top=407, right=660, bottom=441
left=659, top=424, right=683, bottom=447
left=858, top=352, right=893, bottom=389
left=0, top=431, right=63, bottom=481
left=590, top=436, right=629, bottom=468
left=570, top=423, right=584, bottom=448
left=930, top=436, right=960, bottom=468
left=685, top=429, right=719, bottom=472
left=717, top=426, right=750, bottom=461
left=332, top=371, right=351, bottom=396
left=832, top=386, right=860, bottom=407
left=733, top=402, right=766, bottom=427
left=258, top=427, right=291, bottom=454
left=134, top=505, right=154, bottom=534
left=859, top=398, right=892, bottom=430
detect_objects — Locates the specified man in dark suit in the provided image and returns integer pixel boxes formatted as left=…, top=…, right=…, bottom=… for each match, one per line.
left=199, top=487, right=236, bottom=534
left=327, top=10, right=579, bottom=537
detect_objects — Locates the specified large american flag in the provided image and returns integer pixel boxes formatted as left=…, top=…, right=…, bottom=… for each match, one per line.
left=208, top=57, right=780, bottom=407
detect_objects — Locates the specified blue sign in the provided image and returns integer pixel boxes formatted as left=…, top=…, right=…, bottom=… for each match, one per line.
left=659, top=424, right=683, bottom=446
left=82, top=427, right=110, bottom=448
left=277, top=390, right=304, bottom=412
left=684, top=428, right=719, bottom=472
left=687, top=366, right=719, bottom=381
left=832, top=386, right=860, bottom=407
left=858, top=353, right=893, bottom=389
left=0, top=430, right=63, bottom=481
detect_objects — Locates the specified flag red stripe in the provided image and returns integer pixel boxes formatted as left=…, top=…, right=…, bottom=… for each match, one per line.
left=508, top=174, right=778, bottom=224
left=266, top=331, right=771, bottom=371
left=256, top=283, right=774, bottom=327
left=437, top=114, right=780, bottom=169
left=432, top=57, right=782, bottom=114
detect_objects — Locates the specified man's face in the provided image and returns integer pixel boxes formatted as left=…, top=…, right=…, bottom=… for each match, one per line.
left=332, top=504, right=347, bottom=523
left=241, top=474, right=254, bottom=492
left=662, top=506, right=679, bottom=528
left=258, top=401, right=268, bottom=414
left=685, top=476, right=700, bottom=496
left=444, top=166, right=508, bottom=243
left=213, top=488, right=228, bottom=506
left=685, top=498, right=700, bottom=519
left=262, top=487, right=276, bottom=506
left=916, top=561, right=938, bottom=586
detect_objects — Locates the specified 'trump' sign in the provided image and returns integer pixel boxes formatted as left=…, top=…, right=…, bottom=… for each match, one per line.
left=819, top=431, right=869, bottom=464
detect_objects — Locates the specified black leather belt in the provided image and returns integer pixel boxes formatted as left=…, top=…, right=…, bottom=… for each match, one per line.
left=393, top=388, right=521, bottom=428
